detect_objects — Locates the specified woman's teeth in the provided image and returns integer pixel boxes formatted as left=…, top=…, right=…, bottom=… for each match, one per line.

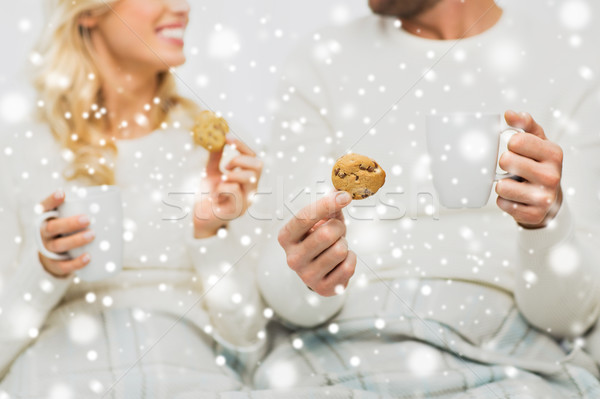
left=158, top=28, right=184, bottom=39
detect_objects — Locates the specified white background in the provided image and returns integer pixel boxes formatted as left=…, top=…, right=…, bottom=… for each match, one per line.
left=0, top=0, right=595, bottom=144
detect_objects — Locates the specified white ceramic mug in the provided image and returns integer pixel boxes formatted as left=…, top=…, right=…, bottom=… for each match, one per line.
left=34, top=185, right=123, bottom=281
left=426, top=113, right=521, bottom=208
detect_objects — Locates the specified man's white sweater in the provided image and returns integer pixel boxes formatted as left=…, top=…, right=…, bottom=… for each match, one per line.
left=256, top=5, right=600, bottom=340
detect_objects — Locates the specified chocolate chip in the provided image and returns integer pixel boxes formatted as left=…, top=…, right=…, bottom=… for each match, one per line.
left=338, top=172, right=346, bottom=178
left=367, top=165, right=375, bottom=172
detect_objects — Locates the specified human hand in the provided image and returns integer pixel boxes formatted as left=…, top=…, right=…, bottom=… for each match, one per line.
left=193, top=135, right=263, bottom=238
left=277, top=191, right=356, bottom=296
left=496, top=111, right=563, bottom=229
left=38, top=191, right=93, bottom=277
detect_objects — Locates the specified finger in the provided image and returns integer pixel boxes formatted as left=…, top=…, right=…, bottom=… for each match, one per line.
left=43, top=214, right=90, bottom=239
left=504, top=110, right=547, bottom=140
left=308, top=199, right=347, bottom=233
left=226, top=134, right=256, bottom=157
left=216, top=181, right=243, bottom=198
left=316, top=250, right=357, bottom=297
left=501, top=150, right=562, bottom=189
left=311, top=237, right=349, bottom=278
left=222, top=170, right=257, bottom=185
left=306, top=211, right=346, bottom=236
left=46, top=230, right=95, bottom=254
left=289, top=237, right=348, bottom=288
left=496, top=197, right=546, bottom=226
left=47, top=253, right=92, bottom=275
left=331, top=208, right=345, bottom=223
left=498, top=151, right=540, bottom=182
left=507, top=132, right=562, bottom=163
left=278, top=191, right=352, bottom=246
left=39, top=190, right=65, bottom=212
left=495, top=178, right=556, bottom=207
left=308, top=209, right=346, bottom=235
left=224, top=155, right=263, bottom=173
left=206, top=150, right=224, bottom=178
left=301, top=219, right=347, bottom=260
left=214, top=182, right=245, bottom=212
left=310, top=219, right=328, bottom=232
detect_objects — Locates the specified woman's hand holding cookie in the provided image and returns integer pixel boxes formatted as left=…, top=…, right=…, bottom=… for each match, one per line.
left=193, top=135, right=263, bottom=239
left=277, top=191, right=357, bottom=297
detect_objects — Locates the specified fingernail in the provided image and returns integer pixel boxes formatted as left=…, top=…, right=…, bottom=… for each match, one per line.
left=82, top=253, right=91, bottom=263
left=79, top=215, right=90, bottom=225
left=83, top=231, right=95, bottom=241
left=54, top=190, right=64, bottom=200
left=336, top=191, right=352, bottom=205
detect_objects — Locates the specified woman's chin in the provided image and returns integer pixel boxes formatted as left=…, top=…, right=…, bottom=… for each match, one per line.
left=156, top=53, right=186, bottom=71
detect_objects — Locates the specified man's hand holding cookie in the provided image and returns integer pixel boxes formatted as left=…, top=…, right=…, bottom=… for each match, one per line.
left=278, top=191, right=357, bottom=297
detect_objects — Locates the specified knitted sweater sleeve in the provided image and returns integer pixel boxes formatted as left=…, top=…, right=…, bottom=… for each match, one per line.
left=0, top=143, right=73, bottom=379
left=514, top=86, right=600, bottom=339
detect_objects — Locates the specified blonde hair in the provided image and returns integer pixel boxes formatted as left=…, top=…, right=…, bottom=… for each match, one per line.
left=33, top=0, right=199, bottom=185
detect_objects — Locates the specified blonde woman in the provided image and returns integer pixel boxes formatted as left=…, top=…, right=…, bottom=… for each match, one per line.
left=0, top=0, right=266, bottom=396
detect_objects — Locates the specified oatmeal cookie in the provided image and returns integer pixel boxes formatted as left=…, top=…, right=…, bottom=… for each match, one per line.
left=192, top=110, right=229, bottom=152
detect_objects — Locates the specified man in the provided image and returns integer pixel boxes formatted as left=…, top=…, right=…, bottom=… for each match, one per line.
left=254, top=0, right=600, bottom=396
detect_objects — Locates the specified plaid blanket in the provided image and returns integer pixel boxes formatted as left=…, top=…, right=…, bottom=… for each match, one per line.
left=209, top=278, right=600, bottom=398
left=3, top=278, right=598, bottom=398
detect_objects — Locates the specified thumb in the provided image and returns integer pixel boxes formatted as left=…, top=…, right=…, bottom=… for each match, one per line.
left=328, top=191, right=351, bottom=222
left=330, top=191, right=348, bottom=223
left=333, top=190, right=352, bottom=210
left=504, top=110, right=547, bottom=140
left=39, top=190, right=65, bottom=212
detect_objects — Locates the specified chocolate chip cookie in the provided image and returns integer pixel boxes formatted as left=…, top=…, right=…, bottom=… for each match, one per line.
left=332, top=154, right=386, bottom=200
left=192, top=110, right=229, bottom=152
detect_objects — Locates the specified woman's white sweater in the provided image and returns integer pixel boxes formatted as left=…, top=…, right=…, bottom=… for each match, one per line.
left=0, top=108, right=267, bottom=379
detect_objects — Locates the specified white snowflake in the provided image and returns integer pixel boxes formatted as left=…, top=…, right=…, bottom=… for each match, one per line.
left=68, top=314, right=99, bottom=345
left=0, top=92, right=30, bottom=124
left=559, top=0, right=591, bottom=30
left=549, top=244, right=580, bottom=276
left=208, top=26, right=240, bottom=58
left=48, top=383, right=74, bottom=399
left=407, top=345, right=440, bottom=376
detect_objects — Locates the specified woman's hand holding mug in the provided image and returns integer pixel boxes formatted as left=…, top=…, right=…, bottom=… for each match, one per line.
left=35, top=186, right=122, bottom=281
left=37, top=191, right=94, bottom=278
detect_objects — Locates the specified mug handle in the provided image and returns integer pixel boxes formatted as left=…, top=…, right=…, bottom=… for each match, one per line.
left=494, top=127, right=525, bottom=182
left=34, top=210, right=71, bottom=261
